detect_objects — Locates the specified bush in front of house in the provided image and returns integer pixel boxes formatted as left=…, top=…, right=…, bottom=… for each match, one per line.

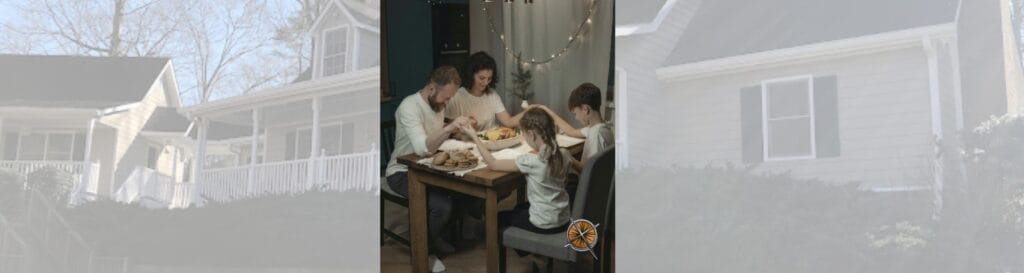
left=934, top=111, right=1024, bottom=272
left=621, top=165, right=936, bottom=273
left=26, top=166, right=75, bottom=204
left=65, top=190, right=379, bottom=267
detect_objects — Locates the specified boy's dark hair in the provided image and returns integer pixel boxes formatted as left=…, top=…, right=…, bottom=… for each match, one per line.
left=568, top=82, right=602, bottom=113
left=462, top=51, right=499, bottom=93
left=429, top=65, right=461, bottom=87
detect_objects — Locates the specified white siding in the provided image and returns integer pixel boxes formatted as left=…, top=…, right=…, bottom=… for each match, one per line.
left=657, top=47, right=937, bottom=189
left=99, top=71, right=173, bottom=195
left=616, top=0, right=702, bottom=168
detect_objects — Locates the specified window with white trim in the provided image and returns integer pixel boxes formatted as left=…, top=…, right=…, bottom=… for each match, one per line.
left=320, top=26, right=349, bottom=77
left=762, top=76, right=815, bottom=160
left=284, top=122, right=355, bottom=160
left=13, top=131, right=85, bottom=161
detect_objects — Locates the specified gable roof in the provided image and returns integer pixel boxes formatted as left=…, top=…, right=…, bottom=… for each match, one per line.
left=143, top=107, right=191, bottom=132
left=663, top=0, right=959, bottom=66
left=0, top=55, right=172, bottom=109
left=310, top=0, right=380, bottom=34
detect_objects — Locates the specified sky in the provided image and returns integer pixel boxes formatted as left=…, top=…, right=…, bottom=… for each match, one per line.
left=0, top=0, right=305, bottom=105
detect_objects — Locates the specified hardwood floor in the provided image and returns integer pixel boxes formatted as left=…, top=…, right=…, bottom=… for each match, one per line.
left=381, top=239, right=538, bottom=273
left=380, top=191, right=612, bottom=273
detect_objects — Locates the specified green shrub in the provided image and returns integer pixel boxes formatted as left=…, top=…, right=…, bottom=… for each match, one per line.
left=26, top=166, right=75, bottom=203
left=622, top=165, right=933, bottom=273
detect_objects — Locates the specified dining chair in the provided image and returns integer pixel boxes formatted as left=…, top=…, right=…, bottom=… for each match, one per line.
left=499, top=147, right=615, bottom=273
left=380, top=119, right=410, bottom=246
left=379, top=119, right=464, bottom=247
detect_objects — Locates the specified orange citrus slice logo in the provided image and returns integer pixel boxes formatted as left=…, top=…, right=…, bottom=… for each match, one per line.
left=565, top=218, right=599, bottom=260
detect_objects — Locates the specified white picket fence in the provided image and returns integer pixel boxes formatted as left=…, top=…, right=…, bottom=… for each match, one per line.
left=196, top=148, right=379, bottom=204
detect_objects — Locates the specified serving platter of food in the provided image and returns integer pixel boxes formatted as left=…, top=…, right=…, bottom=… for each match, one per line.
left=478, top=127, right=522, bottom=150
left=430, top=149, right=479, bottom=172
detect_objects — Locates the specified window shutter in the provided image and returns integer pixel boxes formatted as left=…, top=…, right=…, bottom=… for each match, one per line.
left=741, top=85, right=764, bottom=164
left=813, top=75, right=840, bottom=158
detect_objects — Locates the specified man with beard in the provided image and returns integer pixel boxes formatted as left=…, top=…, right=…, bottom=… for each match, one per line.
left=385, top=66, right=472, bottom=270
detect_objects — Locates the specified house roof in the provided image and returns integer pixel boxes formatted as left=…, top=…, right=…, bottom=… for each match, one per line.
left=616, top=0, right=671, bottom=27
left=663, top=0, right=960, bottom=66
left=0, top=55, right=171, bottom=109
left=340, top=0, right=379, bottom=30
left=143, top=107, right=191, bottom=132
left=309, top=0, right=380, bottom=35
left=144, top=107, right=255, bottom=141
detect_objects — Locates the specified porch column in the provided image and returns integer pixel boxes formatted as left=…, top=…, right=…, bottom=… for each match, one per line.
left=193, top=118, right=209, bottom=204
left=171, top=145, right=179, bottom=182
left=247, top=108, right=260, bottom=192
left=0, top=117, right=4, bottom=159
left=77, top=117, right=97, bottom=201
left=307, top=98, right=322, bottom=187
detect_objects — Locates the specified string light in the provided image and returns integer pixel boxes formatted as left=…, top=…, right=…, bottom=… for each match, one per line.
left=482, top=0, right=600, bottom=65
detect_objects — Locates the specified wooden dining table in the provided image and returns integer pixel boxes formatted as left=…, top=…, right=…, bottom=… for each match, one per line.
left=398, top=141, right=583, bottom=273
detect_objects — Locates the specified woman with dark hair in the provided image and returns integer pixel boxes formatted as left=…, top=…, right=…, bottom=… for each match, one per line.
left=444, top=51, right=526, bottom=130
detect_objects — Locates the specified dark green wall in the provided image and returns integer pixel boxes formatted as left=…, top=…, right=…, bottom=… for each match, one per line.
left=382, top=0, right=435, bottom=122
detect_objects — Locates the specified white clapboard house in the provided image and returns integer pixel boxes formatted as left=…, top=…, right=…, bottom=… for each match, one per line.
left=0, top=55, right=200, bottom=207
left=180, top=0, right=381, bottom=205
left=617, top=0, right=1024, bottom=194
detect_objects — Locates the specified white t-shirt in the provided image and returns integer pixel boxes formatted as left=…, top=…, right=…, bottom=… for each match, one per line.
left=386, top=92, right=445, bottom=177
left=515, top=152, right=571, bottom=229
left=444, top=87, right=507, bottom=130
left=580, top=123, right=614, bottom=164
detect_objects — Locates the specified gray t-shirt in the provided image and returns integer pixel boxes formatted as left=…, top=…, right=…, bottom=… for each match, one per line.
left=515, top=152, right=571, bottom=229
left=580, top=123, right=614, bottom=164
left=444, top=87, right=507, bottom=130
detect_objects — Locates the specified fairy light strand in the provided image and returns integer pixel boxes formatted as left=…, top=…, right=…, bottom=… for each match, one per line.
left=481, top=0, right=599, bottom=66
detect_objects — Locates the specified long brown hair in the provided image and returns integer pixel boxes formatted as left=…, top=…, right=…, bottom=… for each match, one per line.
left=519, top=108, right=568, bottom=179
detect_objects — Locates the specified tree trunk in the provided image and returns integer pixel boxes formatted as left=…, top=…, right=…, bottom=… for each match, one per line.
left=110, top=0, right=126, bottom=56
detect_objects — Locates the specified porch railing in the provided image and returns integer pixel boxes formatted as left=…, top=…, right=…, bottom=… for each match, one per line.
left=0, top=160, right=101, bottom=205
left=114, top=167, right=194, bottom=209
left=197, top=148, right=379, bottom=204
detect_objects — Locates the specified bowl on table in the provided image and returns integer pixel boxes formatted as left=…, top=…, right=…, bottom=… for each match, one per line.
left=477, top=127, right=522, bottom=151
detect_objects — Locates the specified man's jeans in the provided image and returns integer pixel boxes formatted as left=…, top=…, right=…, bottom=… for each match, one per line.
left=387, top=172, right=453, bottom=246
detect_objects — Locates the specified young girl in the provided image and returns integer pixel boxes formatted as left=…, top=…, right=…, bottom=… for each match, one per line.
left=460, top=108, right=571, bottom=236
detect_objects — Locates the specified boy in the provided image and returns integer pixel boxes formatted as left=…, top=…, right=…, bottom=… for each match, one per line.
left=533, top=82, right=614, bottom=178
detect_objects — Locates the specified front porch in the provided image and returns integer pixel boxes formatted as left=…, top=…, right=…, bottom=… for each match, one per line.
left=197, top=146, right=378, bottom=203
left=0, top=160, right=101, bottom=204
left=0, top=108, right=110, bottom=203
left=183, top=68, right=381, bottom=204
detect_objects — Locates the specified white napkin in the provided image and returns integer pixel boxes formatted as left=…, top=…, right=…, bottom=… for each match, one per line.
left=438, top=139, right=476, bottom=151
left=556, top=134, right=585, bottom=148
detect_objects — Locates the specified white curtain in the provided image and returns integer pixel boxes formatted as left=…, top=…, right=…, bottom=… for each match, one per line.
left=470, top=0, right=613, bottom=124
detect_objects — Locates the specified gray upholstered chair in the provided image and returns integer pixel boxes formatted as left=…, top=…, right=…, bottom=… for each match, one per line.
left=500, top=147, right=615, bottom=273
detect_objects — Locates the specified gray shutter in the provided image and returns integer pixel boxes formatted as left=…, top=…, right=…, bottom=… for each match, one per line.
left=814, top=75, right=840, bottom=158
left=741, top=85, right=764, bottom=164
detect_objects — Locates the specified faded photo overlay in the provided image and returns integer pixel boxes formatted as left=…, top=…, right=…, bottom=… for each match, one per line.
left=617, top=0, right=1024, bottom=272
left=0, top=0, right=380, bottom=272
